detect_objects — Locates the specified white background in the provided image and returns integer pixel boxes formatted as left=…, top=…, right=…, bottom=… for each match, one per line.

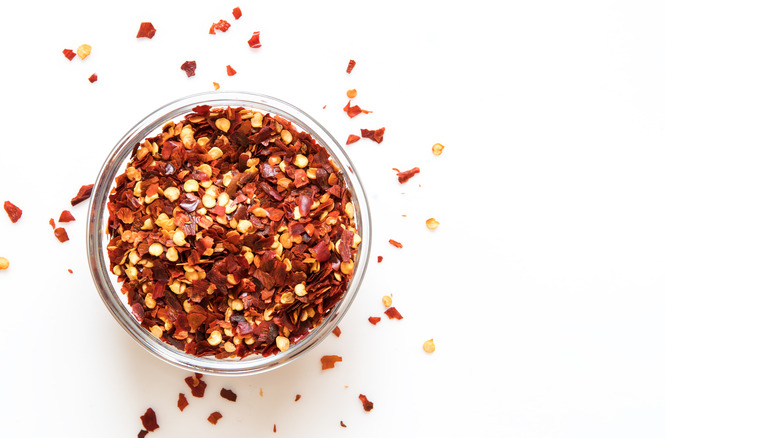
left=0, top=1, right=776, bottom=437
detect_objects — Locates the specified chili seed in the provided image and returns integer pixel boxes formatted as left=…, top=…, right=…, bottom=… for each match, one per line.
left=426, top=218, right=440, bottom=229
left=423, top=339, right=436, bottom=353
left=432, top=143, right=445, bottom=155
left=0, top=257, right=9, bottom=270
left=77, top=44, right=91, bottom=60
left=382, top=295, right=392, bottom=307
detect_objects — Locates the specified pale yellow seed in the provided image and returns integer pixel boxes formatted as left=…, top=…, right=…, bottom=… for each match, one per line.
left=163, top=186, right=180, bottom=202
left=276, top=336, right=290, bottom=352
left=183, top=179, right=200, bottom=192
left=237, top=219, right=253, bottom=234
left=293, top=154, right=309, bottom=168
left=217, top=192, right=230, bottom=207
left=207, top=330, right=222, bottom=346
left=280, top=130, right=293, bottom=144
left=128, top=250, right=140, bottom=265
left=206, top=147, right=224, bottom=161
left=215, top=118, right=231, bottom=132
left=148, top=242, right=164, bottom=257
left=0, top=257, right=10, bottom=270
left=173, top=230, right=187, bottom=246
left=432, top=143, right=445, bottom=156
left=227, top=274, right=239, bottom=285
left=306, top=168, right=317, bottom=179
left=231, top=299, right=244, bottom=311
left=76, top=43, right=91, bottom=60
left=251, top=113, right=263, bottom=128
left=340, top=260, right=354, bottom=275
left=252, top=207, right=268, bottom=218
left=268, top=155, right=282, bottom=166
left=382, top=295, right=392, bottom=307
left=344, top=202, right=354, bottom=219
left=125, top=265, right=138, bottom=281
left=223, top=341, right=236, bottom=353
left=144, top=293, right=156, bottom=309
left=423, top=339, right=436, bottom=353
left=150, top=325, right=164, bottom=338
left=426, top=218, right=440, bottom=230
left=294, top=283, right=307, bottom=296
left=166, top=247, right=179, bottom=262
left=280, top=292, right=294, bottom=304
left=202, top=194, right=216, bottom=209
left=225, top=201, right=238, bottom=215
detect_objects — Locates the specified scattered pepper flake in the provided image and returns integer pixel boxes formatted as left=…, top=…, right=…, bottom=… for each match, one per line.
left=177, top=393, right=189, bottom=411
left=232, top=7, right=242, bottom=19
left=340, top=421, right=347, bottom=428
left=70, top=184, right=94, bottom=206
left=432, top=143, right=445, bottom=155
left=385, top=307, right=403, bottom=320
left=207, top=412, right=223, bottom=425
left=389, top=239, right=403, bottom=248
left=88, top=73, right=98, bottom=83
left=77, top=44, right=91, bottom=60
left=226, top=65, right=237, bottom=76
left=358, top=394, right=374, bottom=412
left=59, top=210, right=75, bottom=223
left=136, top=22, right=156, bottom=39
left=140, top=408, right=159, bottom=432
left=343, top=101, right=371, bottom=118
left=274, top=424, right=277, bottom=433
left=320, top=355, right=343, bottom=370
left=382, top=296, right=392, bottom=307
left=248, top=31, right=262, bottom=48
left=426, top=218, right=439, bottom=230
left=212, top=19, right=231, bottom=33
left=181, top=60, right=197, bottom=77
left=368, top=316, right=381, bottom=325
left=68, top=269, right=73, bottom=274
left=332, top=326, right=342, bottom=337
left=346, top=89, right=357, bottom=98
left=54, top=227, right=69, bottom=243
left=213, top=82, right=220, bottom=90
left=423, top=339, right=436, bottom=353
left=346, top=59, right=356, bottom=73
left=62, top=49, right=76, bottom=61
left=346, top=134, right=360, bottom=145
left=220, top=388, right=237, bottom=402
left=138, top=430, right=148, bottom=438
left=259, top=388, right=264, bottom=397
left=360, top=127, right=385, bottom=144
left=185, top=373, right=207, bottom=398
left=0, top=257, right=9, bottom=270
left=393, top=167, right=420, bottom=184
left=4, top=201, right=22, bottom=223
left=377, top=256, right=383, bottom=263
left=294, top=394, right=301, bottom=402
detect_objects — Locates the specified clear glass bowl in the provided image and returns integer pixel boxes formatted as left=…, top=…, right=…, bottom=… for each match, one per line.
left=87, top=92, right=371, bottom=375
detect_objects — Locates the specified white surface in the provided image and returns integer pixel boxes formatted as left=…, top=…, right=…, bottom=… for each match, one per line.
left=0, top=1, right=773, bottom=437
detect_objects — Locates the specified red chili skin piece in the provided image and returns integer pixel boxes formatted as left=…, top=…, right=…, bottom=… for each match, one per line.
left=332, top=326, right=341, bottom=337
left=54, top=227, right=69, bottom=243
left=226, top=65, right=237, bottom=76
left=368, top=316, right=381, bottom=325
left=346, top=134, right=360, bottom=145
left=346, top=59, right=356, bottom=73
left=340, top=421, right=347, bottom=428
left=185, top=373, right=207, bottom=398
left=140, top=408, right=159, bottom=432
left=377, top=256, right=383, bottom=263
left=209, top=24, right=216, bottom=34
left=62, top=49, right=76, bottom=61
left=295, top=394, right=301, bottom=402
left=343, top=101, right=371, bottom=118
left=59, top=210, right=75, bottom=222
left=388, top=239, right=403, bottom=248
left=232, top=7, right=242, bottom=19
left=358, top=394, right=373, bottom=412
left=213, top=20, right=231, bottom=32
left=220, top=388, right=237, bottom=402
left=136, top=22, right=156, bottom=39
left=181, top=61, right=197, bottom=77
left=360, top=128, right=385, bottom=144
left=384, top=307, right=403, bottom=320
left=88, top=74, right=98, bottom=83
left=177, top=393, right=189, bottom=411
left=70, top=184, right=94, bottom=206
left=49, top=218, right=56, bottom=229
left=4, top=201, right=22, bottom=223
left=138, top=430, right=148, bottom=438
left=393, top=167, right=420, bottom=184
left=207, top=412, right=223, bottom=425
left=320, top=355, right=343, bottom=370
left=248, top=31, right=262, bottom=48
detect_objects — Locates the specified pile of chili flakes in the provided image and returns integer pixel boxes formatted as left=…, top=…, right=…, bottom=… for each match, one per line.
left=106, top=105, right=361, bottom=359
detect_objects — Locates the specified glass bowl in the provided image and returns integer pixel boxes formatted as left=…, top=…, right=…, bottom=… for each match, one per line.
left=87, top=92, right=371, bottom=376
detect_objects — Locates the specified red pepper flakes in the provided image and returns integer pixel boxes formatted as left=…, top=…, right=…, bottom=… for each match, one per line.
left=340, top=421, right=347, bottom=428
left=177, top=393, right=189, bottom=411
left=294, top=394, right=301, bottom=402
left=226, top=65, right=237, bottom=76
left=70, top=184, right=94, bottom=206
left=332, top=326, right=341, bottom=337
left=346, top=59, right=356, bottom=74
left=368, top=316, right=380, bottom=325
left=388, top=239, right=403, bottom=248
left=137, top=430, right=148, bottom=438
left=185, top=373, right=207, bottom=398
left=377, top=256, right=383, bottom=263
left=212, top=19, right=231, bottom=33
left=360, top=128, right=385, bottom=144
left=88, top=73, right=98, bottom=83
left=384, top=307, right=403, bottom=320
left=358, top=394, right=374, bottom=412
left=68, top=269, right=73, bottom=274
left=59, top=210, right=75, bottom=222
left=213, top=82, right=220, bottom=90
left=62, top=49, right=76, bottom=61
left=393, top=167, right=420, bottom=184
left=136, top=22, right=156, bottom=39
left=220, top=388, right=237, bottom=402
left=346, top=134, right=360, bottom=145
left=343, top=101, right=372, bottom=118
left=180, top=60, right=197, bottom=77
left=274, top=424, right=277, bottom=433
left=209, top=24, right=216, bottom=34
left=320, top=355, right=343, bottom=370
left=247, top=31, right=262, bottom=48
left=140, top=408, right=159, bottom=432
left=207, top=412, right=223, bottom=425
left=232, top=7, right=242, bottom=19
left=4, top=201, right=22, bottom=223
left=54, top=227, right=69, bottom=243
left=346, top=89, right=357, bottom=98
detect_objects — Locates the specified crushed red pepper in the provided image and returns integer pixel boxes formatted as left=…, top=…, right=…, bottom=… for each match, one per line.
left=4, top=201, right=22, bottom=223
left=177, top=393, right=189, bottom=411
left=62, top=49, right=76, bottom=61
left=49, top=218, right=56, bottom=230
left=68, top=269, right=74, bottom=274
left=384, top=307, right=403, bottom=320
left=358, top=394, right=373, bottom=412
left=181, top=60, right=197, bottom=77
left=88, top=73, right=98, bottom=83
left=226, top=65, right=237, bottom=76
left=346, top=60, right=356, bottom=74
left=248, top=32, right=262, bottom=48
left=59, top=210, right=75, bottom=222
left=368, top=316, right=380, bottom=325
left=136, top=22, right=156, bottom=39
left=208, top=412, right=223, bottom=425
left=71, top=184, right=94, bottom=206
left=232, top=7, right=242, bottom=19
left=54, top=227, right=69, bottom=243
left=295, top=394, right=301, bottom=402
left=343, top=101, right=371, bottom=118
left=140, top=408, right=159, bottom=432
left=320, top=355, right=343, bottom=370
left=220, top=388, right=237, bottom=402
left=106, top=106, right=361, bottom=359
left=388, top=239, right=403, bottom=248
left=185, top=373, right=207, bottom=398
left=212, top=20, right=231, bottom=33
left=332, top=326, right=341, bottom=337
left=138, top=430, right=148, bottom=438
left=340, top=421, right=347, bottom=428
left=393, top=167, right=420, bottom=183
left=346, top=135, right=360, bottom=145
left=346, top=89, right=357, bottom=98
left=360, top=128, right=385, bottom=144
left=274, top=424, right=277, bottom=433
left=377, top=256, right=383, bottom=263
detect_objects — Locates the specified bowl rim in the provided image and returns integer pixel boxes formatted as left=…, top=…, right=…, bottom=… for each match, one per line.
left=86, top=91, right=371, bottom=376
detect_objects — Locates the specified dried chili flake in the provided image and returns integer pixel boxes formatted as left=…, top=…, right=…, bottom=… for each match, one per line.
left=346, top=59, right=356, bottom=73
left=320, top=355, right=343, bottom=370
left=136, top=22, right=156, bottom=39
left=273, top=424, right=277, bottom=433
left=138, top=430, right=148, bottom=438
left=226, top=65, right=237, bottom=76
left=393, top=167, right=420, bottom=184
left=343, top=101, right=371, bottom=118
left=4, top=201, right=22, bottom=223
left=209, top=24, right=216, bottom=35
left=59, top=210, right=75, bottom=223
left=212, top=20, right=231, bottom=33
left=358, top=394, right=373, bottom=412
left=232, top=7, right=242, bottom=19
left=294, top=394, right=301, bottom=402
left=70, top=184, right=93, bottom=206
left=220, top=388, right=237, bottom=402
left=185, top=373, right=207, bottom=398
left=346, top=134, right=360, bottom=145
left=247, top=31, right=262, bottom=48
left=388, top=239, right=403, bottom=248
left=385, top=307, right=403, bottom=320
left=88, top=73, right=98, bottom=83
left=67, top=269, right=73, bottom=274
left=54, top=227, right=69, bottom=243
left=0, top=257, right=9, bottom=270
left=332, top=326, right=342, bottom=337
left=340, top=421, right=347, bottom=428
left=177, top=393, right=188, bottom=411
left=360, top=127, right=385, bottom=144
left=346, top=89, right=357, bottom=98
left=368, top=316, right=381, bottom=325
left=213, top=82, right=221, bottom=90
left=140, top=408, right=159, bottom=432
left=180, top=60, right=197, bottom=77
left=377, top=256, right=383, bottom=263
left=207, top=412, right=223, bottom=425
left=62, top=49, right=76, bottom=61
